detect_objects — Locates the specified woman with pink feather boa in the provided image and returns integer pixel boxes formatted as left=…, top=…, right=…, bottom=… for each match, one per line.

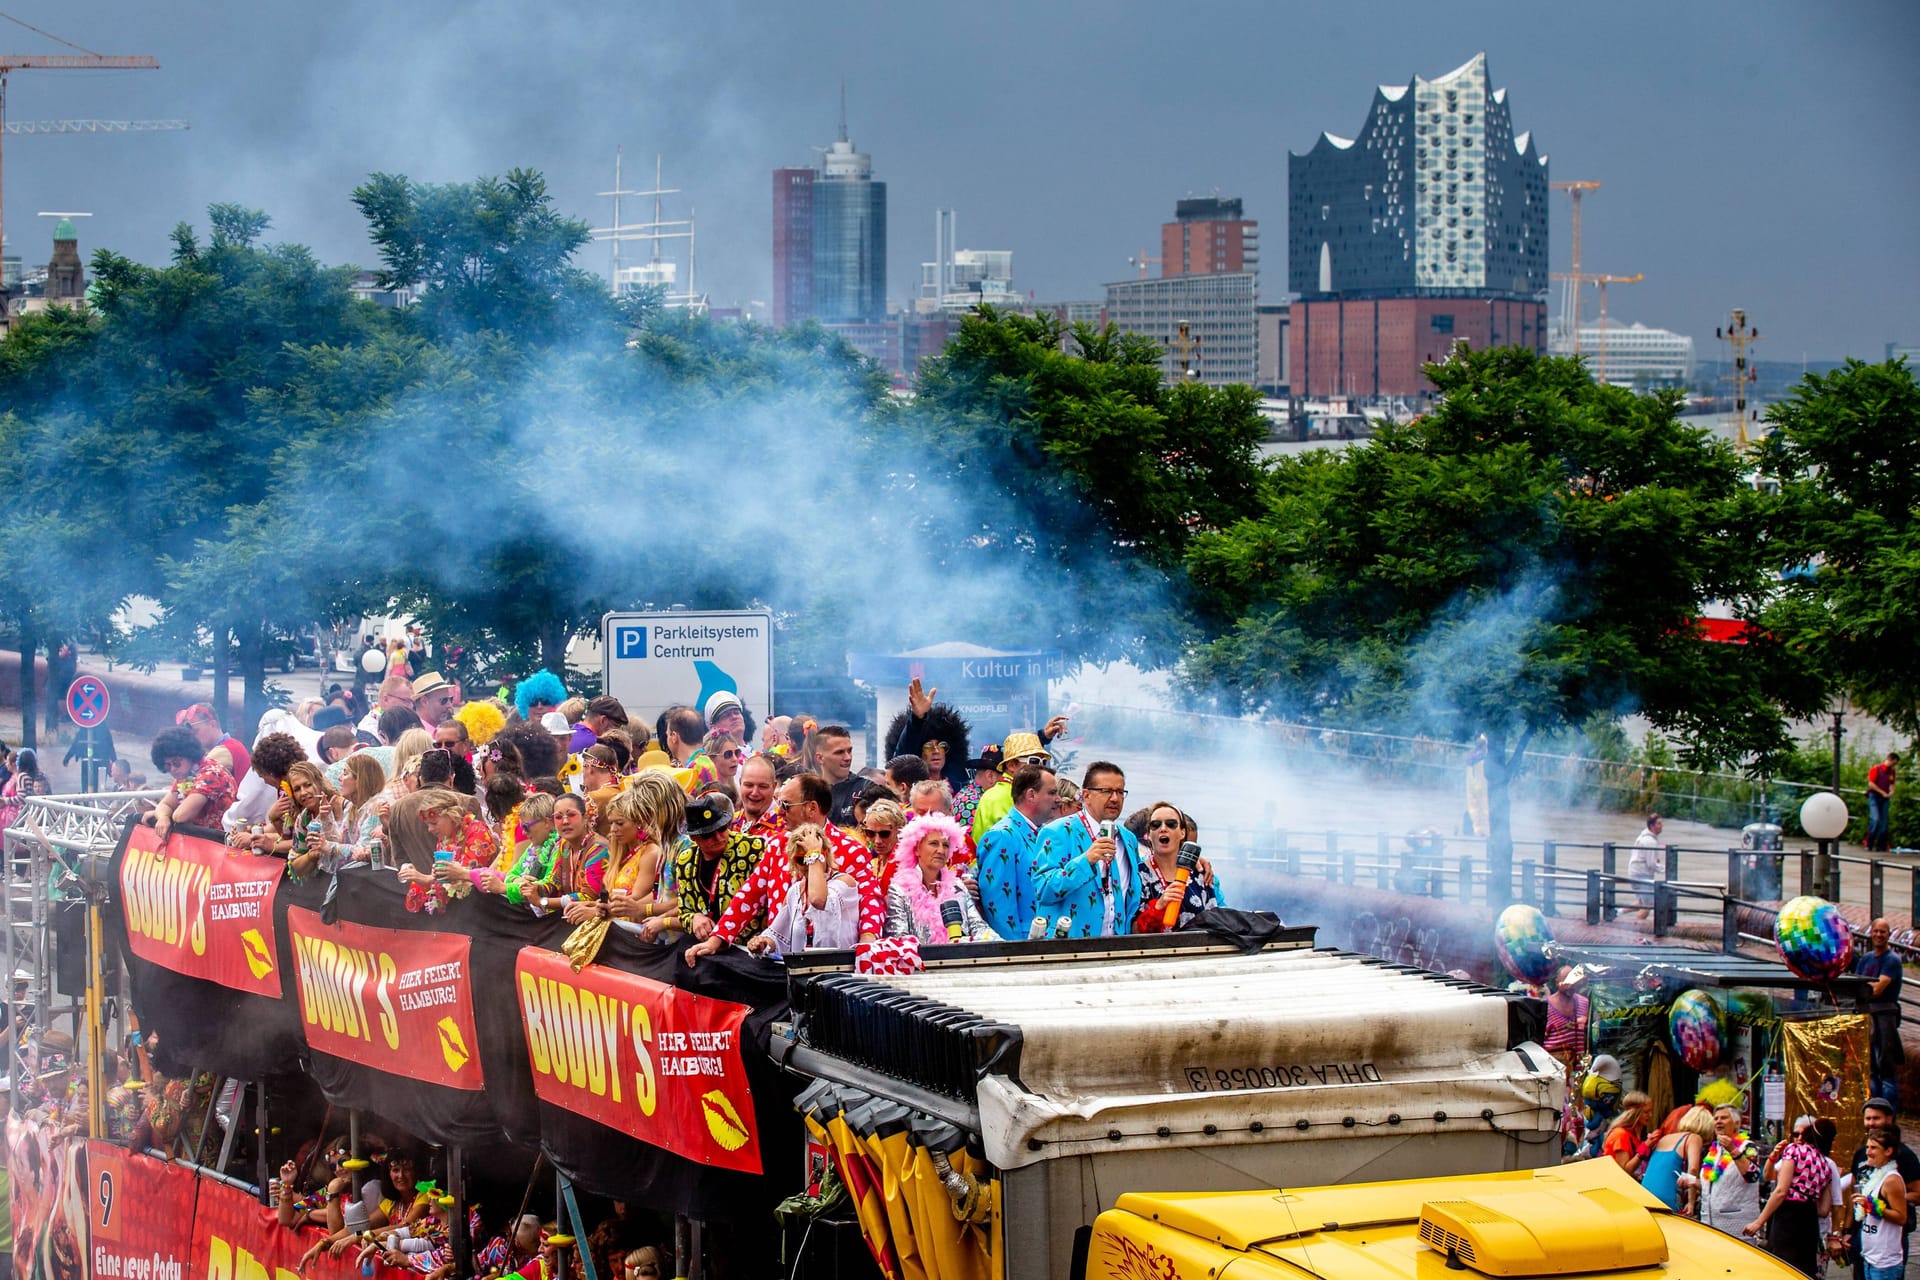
left=883, top=813, right=999, bottom=945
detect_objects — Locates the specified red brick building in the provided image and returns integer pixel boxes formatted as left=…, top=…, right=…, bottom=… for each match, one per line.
left=1289, top=295, right=1545, bottom=397
left=1160, top=197, right=1257, bottom=277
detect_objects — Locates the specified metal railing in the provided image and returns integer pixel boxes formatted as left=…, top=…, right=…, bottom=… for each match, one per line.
left=1078, top=700, right=1872, bottom=829
left=1213, top=823, right=1920, bottom=1019
left=4, top=790, right=164, bottom=1076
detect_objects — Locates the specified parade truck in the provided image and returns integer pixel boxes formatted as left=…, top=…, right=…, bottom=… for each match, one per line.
left=775, top=923, right=1568, bottom=1280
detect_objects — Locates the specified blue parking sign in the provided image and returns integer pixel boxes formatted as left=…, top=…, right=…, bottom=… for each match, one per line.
left=615, top=626, right=648, bottom=659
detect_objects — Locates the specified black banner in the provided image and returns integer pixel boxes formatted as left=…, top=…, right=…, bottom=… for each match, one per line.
left=110, top=820, right=801, bottom=1221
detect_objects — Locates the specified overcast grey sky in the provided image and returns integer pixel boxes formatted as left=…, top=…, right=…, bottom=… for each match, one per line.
left=5, top=0, right=1914, bottom=358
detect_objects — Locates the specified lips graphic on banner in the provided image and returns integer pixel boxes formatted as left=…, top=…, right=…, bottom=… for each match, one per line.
left=287, top=906, right=484, bottom=1091
left=516, top=946, right=762, bottom=1173
left=118, top=824, right=284, bottom=998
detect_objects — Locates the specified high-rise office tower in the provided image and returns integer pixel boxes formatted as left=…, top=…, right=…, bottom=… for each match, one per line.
left=771, top=105, right=887, bottom=327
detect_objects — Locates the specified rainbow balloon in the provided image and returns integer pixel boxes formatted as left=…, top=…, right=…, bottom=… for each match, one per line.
left=1774, top=895, right=1854, bottom=982
left=1668, top=989, right=1724, bottom=1071
left=1493, top=903, right=1556, bottom=986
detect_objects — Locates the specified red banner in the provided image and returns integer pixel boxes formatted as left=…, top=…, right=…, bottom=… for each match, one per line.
left=86, top=1142, right=198, bottom=1280
left=515, top=947, right=762, bottom=1173
left=188, top=1177, right=412, bottom=1280
left=119, top=823, right=284, bottom=998
left=286, top=906, right=484, bottom=1091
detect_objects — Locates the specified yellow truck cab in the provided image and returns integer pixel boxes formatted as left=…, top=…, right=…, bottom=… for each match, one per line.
left=1086, top=1156, right=1801, bottom=1279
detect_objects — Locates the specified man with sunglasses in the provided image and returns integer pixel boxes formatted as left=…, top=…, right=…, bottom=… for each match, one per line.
left=686, top=774, right=884, bottom=963
left=1031, top=761, right=1142, bottom=939
left=969, top=731, right=1055, bottom=844
left=975, top=764, right=1060, bottom=938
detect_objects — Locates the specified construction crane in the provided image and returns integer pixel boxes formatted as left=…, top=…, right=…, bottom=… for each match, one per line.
left=1716, top=308, right=1762, bottom=449
left=1589, top=272, right=1644, bottom=384
left=1549, top=179, right=1600, bottom=352
left=5, top=118, right=185, bottom=134
left=1128, top=246, right=1162, bottom=279
left=0, top=50, right=161, bottom=278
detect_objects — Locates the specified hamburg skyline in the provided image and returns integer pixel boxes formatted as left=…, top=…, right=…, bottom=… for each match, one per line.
left=2, top=0, right=1913, bottom=359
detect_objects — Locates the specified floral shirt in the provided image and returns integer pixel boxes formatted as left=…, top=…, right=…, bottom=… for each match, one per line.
left=731, top=807, right=785, bottom=842
left=176, top=757, right=237, bottom=828
left=1132, top=853, right=1227, bottom=933
left=403, top=814, right=496, bottom=914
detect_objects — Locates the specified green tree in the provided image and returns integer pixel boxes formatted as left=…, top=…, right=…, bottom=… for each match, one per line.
left=910, top=306, right=1270, bottom=665
left=1757, top=358, right=1920, bottom=735
left=0, top=206, right=379, bottom=739
left=1185, top=347, right=1825, bottom=900
left=352, top=169, right=621, bottom=345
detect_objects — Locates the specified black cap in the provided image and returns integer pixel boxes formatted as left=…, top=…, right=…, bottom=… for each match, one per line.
left=686, top=793, right=735, bottom=837
left=312, top=705, right=352, bottom=731
left=965, top=745, right=1005, bottom=771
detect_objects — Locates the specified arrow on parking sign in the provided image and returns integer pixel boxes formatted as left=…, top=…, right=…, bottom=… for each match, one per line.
left=66, top=676, right=111, bottom=728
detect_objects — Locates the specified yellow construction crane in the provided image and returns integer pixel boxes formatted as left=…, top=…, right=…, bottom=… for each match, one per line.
left=1128, top=246, right=1162, bottom=279
left=1549, top=179, right=1601, bottom=353
left=1589, top=272, right=1644, bottom=383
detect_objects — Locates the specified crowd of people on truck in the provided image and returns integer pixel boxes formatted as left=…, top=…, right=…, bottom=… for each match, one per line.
left=2, top=664, right=1244, bottom=1278
left=9, top=652, right=1910, bottom=1279
left=132, top=667, right=1230, bottom=963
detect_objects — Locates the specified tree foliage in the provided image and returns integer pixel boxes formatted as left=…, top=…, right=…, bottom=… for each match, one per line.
left=1757, top=358, right=1920, bottom=735
left=1184, top=346, right=1827, bottom=895
left=911, top=306, right=1270, bottom=665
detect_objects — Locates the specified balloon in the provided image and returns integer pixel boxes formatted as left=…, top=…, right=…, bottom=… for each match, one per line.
left=360, top=647, right=387, bottom=673
left=1493, top=903, right=1556, bottom=986
left=1668, top=989, right=1724, bottom=1071
left=1774, top=895, right=1854, bottom=981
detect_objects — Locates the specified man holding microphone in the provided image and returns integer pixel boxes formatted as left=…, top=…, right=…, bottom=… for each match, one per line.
left=1030, top=761, right=1143, bottom=939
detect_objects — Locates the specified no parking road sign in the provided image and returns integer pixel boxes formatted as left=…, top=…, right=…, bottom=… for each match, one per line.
left=66, top=676, right=111, bottom=728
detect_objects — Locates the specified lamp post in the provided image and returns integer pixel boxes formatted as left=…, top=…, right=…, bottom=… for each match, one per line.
left=1800, top=791, right=1850, bottom=902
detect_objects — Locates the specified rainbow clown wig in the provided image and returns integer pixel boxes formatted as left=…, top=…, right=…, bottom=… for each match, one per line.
left=892, top=813, right=972, bottom=938
left=513, top=670, right=567, bottom=721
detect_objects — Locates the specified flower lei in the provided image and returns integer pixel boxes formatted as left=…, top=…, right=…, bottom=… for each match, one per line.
left=1702, top=1133, right=1753, bottom=1184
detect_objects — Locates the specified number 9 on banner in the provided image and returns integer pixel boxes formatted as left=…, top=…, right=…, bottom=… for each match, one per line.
left=92, top=1151, right=124, bottom=1241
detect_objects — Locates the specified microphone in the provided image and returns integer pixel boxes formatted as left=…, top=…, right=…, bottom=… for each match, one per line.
left=1163, top=842, right=1202, bottom=929
left=940, top=900, right=964, bottom=942
left=1053, top=915, right=1073, bottom=939
left=1097, top=821, right=1117, bottom=894
left=1027, top=915, right=1049, bottom=940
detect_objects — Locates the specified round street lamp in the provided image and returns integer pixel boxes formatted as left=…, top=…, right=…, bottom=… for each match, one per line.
left=1800, top=792, right=1850, bottom=900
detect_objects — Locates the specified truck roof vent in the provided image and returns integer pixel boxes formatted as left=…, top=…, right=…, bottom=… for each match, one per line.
left=1417, top=1188, right=1667, bottom=1276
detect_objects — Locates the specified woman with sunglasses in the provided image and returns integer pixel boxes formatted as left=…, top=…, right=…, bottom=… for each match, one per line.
left=1132, top=802, right=1225, bottom=932
left=702, top=731, right=744, bottom=789
left=747, top=823, right=862, bottom=955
